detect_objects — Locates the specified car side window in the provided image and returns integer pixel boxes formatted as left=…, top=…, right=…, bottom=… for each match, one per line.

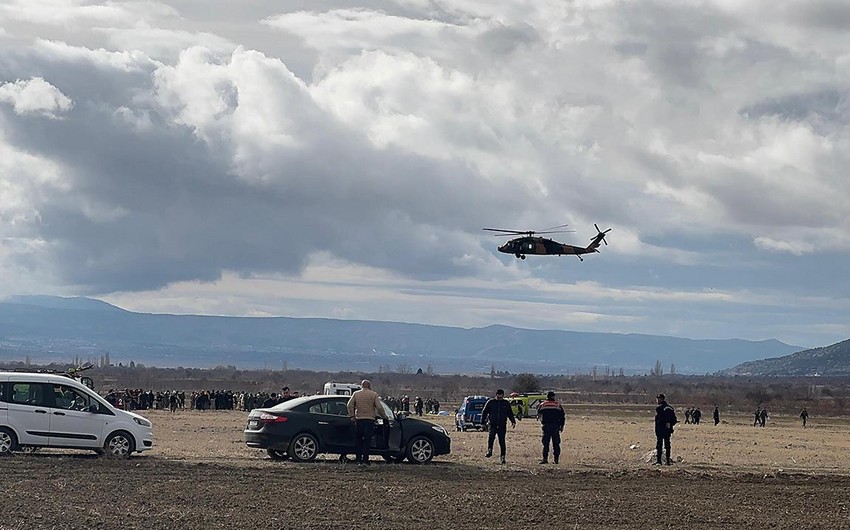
left=307, top=402, right=326, bottom=414
left=307, top=400, right=349, bottom=415
left=10, top=383, right=47, bottom=406
left=52, top=384, right=90, bottom=411
left=331, top=400, right=349, bottom=416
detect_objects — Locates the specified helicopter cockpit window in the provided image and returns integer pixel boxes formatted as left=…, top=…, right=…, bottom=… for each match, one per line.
left=527, top=242, right=533, bottom=250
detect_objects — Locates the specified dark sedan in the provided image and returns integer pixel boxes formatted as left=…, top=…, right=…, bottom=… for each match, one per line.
left=244, top=395, right=451, bottom=464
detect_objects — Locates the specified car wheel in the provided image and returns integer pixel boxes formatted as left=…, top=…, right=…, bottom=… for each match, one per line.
left=405, top=436, right=434, bottom=464
left=104, top=431, right=135, bottom=458
left=288, top=433, right=319, bottom=462
left=0, top=427, right=18, bottom=456
left=266, top=448, right=290, bottom=461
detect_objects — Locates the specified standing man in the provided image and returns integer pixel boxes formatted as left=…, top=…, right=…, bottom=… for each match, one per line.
left=713, top=405, right=720, bottom=426
left=279, top=386, right=294, bottom=402
left=481, top=389, right=516, bottom=464
left=800, top=408, right=808, bottom=428
left=654, top=393, right=678, bottom=466
left=346, top=380, right=388, bottom=465
left=536, top=391, right=565, bottom=464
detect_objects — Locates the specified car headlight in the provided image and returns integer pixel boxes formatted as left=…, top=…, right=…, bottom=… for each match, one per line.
left=133, top=417, right=152, bottom=428
left=432, top=425, right=448, bottom=436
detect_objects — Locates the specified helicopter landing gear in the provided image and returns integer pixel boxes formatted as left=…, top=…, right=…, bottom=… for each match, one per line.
left=515, top=254, right=526, bottom=260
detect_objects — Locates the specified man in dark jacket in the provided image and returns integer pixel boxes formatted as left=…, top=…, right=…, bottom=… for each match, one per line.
left=654, top=393, right=677, bottom=466
left=536, top=391, right=565, bottom=464
left=481, top=389, right=516, bottom=464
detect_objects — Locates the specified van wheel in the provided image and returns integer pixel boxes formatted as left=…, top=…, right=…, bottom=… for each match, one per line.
left=0, top=427, right=18, bottom=456
left=104, top=431, right=135, bottom=458
left=288, top=433, right=318, bottom=462
left=406, top=436, right=434, bottom=464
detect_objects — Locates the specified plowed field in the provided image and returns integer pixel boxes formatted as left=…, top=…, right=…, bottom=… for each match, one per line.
left=2, top=407, right=849, bottom=529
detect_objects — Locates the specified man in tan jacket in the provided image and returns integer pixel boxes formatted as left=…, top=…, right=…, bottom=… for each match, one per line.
left=346, top=380, right=388, bottom=465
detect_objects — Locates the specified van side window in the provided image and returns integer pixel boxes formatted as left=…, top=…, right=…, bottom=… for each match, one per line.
left=10, top=383, right=47, bottom=406
left=0, top=382, right=7, bottom=402
left=52, top=384, right=91, bottom=411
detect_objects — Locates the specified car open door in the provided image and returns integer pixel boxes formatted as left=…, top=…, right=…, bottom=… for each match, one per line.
left=372, top=401, right=403, bottom=454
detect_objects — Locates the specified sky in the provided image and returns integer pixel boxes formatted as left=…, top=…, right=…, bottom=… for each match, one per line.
left=1, top=0, right=849, bottom=350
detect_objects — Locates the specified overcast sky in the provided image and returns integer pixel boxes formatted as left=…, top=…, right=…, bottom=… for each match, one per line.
left=1, top=0, right=849, bottom=349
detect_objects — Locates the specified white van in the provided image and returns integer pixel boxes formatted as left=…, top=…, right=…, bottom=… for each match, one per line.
left=322, top=382, right=361, bottom=396
left=0, top=371, right=153, bottom=458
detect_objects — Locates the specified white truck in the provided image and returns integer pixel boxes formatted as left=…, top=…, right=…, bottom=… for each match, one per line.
left=322, top=382, right=361, bottom=396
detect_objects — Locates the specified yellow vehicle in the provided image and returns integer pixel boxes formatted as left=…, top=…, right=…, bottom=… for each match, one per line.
left=507, top=393, right=549, bottom=420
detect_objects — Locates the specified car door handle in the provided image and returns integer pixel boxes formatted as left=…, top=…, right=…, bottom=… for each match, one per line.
left=318, top=421, right=329, bottom=425
left=34, top=409, right=48, bottom=414
left=53, top=411, right=66, bottom=416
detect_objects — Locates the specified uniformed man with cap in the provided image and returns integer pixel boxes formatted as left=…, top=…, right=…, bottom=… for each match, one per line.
left=536, top=391, right=565, bottom=464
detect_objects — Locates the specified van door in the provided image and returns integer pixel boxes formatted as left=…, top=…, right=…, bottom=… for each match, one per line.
left=47, top=383, right=105, bottom=448
left=6, top=382, right=51, bottom=446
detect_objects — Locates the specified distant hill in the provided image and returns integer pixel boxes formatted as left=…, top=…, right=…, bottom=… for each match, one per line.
left=722, top=338, right=850, bottom=376
left=0, top=296, right=804, bottom=374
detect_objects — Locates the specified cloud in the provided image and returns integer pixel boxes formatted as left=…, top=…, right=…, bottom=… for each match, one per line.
left=1, top=0, right=850, bottom=348
left=0, top=0, right=177, bottom=27
left=0, top=77, right=73, bottom=118
left=754, top=237, right=814, bottom=255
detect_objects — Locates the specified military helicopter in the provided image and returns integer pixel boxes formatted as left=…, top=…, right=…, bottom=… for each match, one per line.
left=483, top=223, right=611, bottom=260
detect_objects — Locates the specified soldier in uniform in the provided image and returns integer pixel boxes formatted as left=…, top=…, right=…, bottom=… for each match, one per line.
left=536, top=391, right=565, bottom=464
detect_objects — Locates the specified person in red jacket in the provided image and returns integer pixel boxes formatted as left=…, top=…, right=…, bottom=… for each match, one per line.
left=536, top=391, right=565, bottom=464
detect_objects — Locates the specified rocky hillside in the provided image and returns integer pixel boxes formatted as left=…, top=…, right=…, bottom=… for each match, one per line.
left=723, top=338, right=850, bottom=376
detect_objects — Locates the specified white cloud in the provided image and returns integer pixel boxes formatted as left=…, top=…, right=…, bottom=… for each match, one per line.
left=2, top=0, right=850, bottom=348
left=754, top=237, right=814, bottom=255
left=0, top=0, right=176, bottom=27
left=0, top=77, right=73, bottom=118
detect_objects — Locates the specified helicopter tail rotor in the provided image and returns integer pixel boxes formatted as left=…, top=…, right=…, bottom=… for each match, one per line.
left=594, top=224, right=611, bottom=245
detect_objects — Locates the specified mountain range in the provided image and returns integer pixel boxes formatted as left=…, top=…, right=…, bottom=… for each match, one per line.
left=723, top=338, right=850, bottom=376
left=0, top=295, right=807, bottom=374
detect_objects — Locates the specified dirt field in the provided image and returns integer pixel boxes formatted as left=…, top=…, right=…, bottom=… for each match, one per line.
left=2, top=406, right=850, bottom=529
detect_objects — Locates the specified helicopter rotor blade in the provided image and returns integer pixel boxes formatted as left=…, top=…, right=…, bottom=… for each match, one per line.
left=483, top=228, right=535, bottom=236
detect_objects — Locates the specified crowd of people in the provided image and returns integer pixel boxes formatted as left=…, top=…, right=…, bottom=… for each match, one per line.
left=98, top=387, right=446, bottom=416
left=101, top=388, right=304, bottom=412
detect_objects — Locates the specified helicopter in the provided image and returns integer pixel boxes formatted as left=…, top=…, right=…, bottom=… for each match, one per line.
left=483, top=223, right=611, bottom=261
